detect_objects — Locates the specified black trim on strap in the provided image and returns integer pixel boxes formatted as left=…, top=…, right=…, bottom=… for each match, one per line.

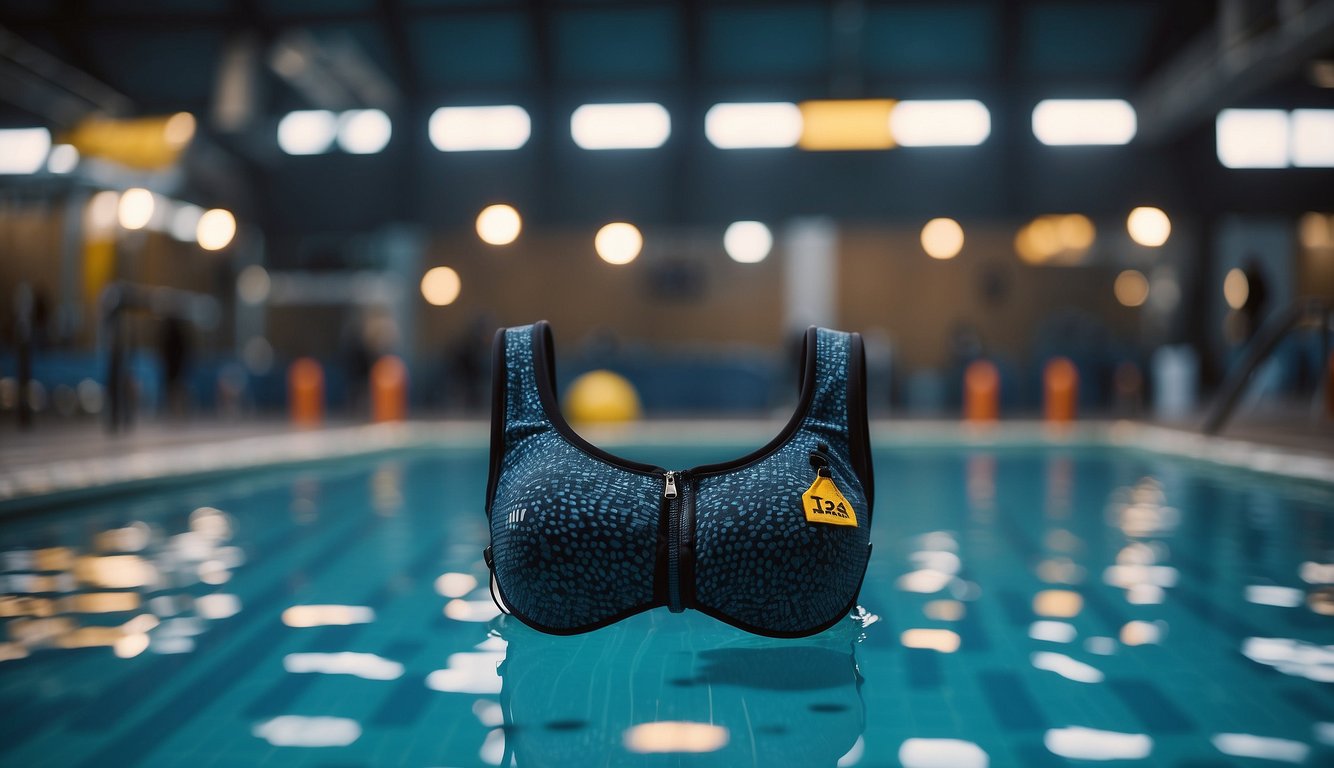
left=530, top=320, right=665, bottom=475
left=847, top=332, right=874, bottom=511
left=484, top=327, right=508, bottom=519
left=688, top=326, right=819, bottom=477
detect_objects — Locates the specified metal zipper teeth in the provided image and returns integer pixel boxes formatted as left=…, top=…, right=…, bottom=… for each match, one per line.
left=664, top=470, right=684, bottom=613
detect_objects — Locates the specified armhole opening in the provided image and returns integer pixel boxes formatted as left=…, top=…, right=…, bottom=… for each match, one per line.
left=484, top=327, right=508, bottom=518
left=847, top=332, right=874, bottom=510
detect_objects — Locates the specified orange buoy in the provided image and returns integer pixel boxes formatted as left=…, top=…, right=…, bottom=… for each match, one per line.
left=1044, top=357, right=1078, bottom=423
left=371, top=355, right=407, bottom=423
left=288, top=357, right=324, bottom=428
left=964, top=360, right=1000, bottom=422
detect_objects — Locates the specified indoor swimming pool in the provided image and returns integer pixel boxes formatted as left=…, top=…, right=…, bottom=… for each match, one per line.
left=2, top=437, right=1333, bottom=767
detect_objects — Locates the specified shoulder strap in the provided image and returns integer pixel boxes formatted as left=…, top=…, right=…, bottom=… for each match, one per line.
left=485, top=323, right=552, bottom=515
left=807, top=328, right=874, bottom=506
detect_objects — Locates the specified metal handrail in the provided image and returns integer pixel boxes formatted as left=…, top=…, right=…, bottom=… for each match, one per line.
left=1202, top=297, right=1332, bottom=435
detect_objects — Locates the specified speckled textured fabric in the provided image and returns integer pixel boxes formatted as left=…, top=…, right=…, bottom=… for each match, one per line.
left=692, top=330, right=871, bottom=633
left=489, top=325, right=661, bottom=631
left=486, top=322, right=873, bottom=636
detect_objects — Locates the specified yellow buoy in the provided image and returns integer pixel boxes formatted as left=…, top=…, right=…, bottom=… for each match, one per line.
left=564, top=370, right=642, bottom=424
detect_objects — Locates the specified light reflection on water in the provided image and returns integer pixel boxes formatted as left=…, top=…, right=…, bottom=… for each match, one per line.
left=0, top=446, right=1331, bottom=766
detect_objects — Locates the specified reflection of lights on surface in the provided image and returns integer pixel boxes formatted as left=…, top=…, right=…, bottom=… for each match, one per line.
left=900, top=628, right=961, bottom=653
left=190, top=506, right=232, bottom=539
left=1242, top=636, right=1334, bottom=682
left=337, top=109, right=392, bottom=154
left=1127, top=207, right=1171, bottom=246
left=420, top=266, right=462, bottom=306
left=74, top=555, right=157, bottom=589
left=425, top=649, right=506, bottom=694
left=46, top=143, right=79, bottom=173
left=595, top=222, right=643, bottom=265
left=253, top=716, right=362, bottom=747
left=1216, top=109, right=1289, bottom=168
left=911, top=549, right=962, bottom=575
left=923, top=599, right=965, bottom=621
left=443, top=599, right=500, bottom=622
left=1037, top=557, right=1085, bottom=584
left=475, top=204, right=522, bottom=246
left=278, top=110, right=338, bottom=155
left=429, top=105, right=530, bottom=151
left=723, top=221, right=773, bottom=263
left=434, top=572, right=479, bottom=598
left=92, top=522, right=151, bottom=552
left=1120, top=620, right=1164, bottom=646
left=1032, top=651, right=1104, bottom=683
left=284, top=652, right=404, bottom=680
left=571, top=103, right=670, bottom=150
left=1126, top=584, right=1165, bottom=605
left=0, top=642, right=29, bottom=662
left=1114, top=270, right=1150, bottom=307
left=237, top=265, right=271, bottom=304
left=196, top=594, right=241, bottom=619
left=473, top=699, right=503, bottom=728
left=480, top=727, right=505, bottom=765
left=282, top=605, right=374, bottom=628
left=63, top=592, right=141, bottom=613
left=1223, top=268, right=1249, bottom=309
left=114, top=633, right=150, bottom=659
left=623, top=722, right=730, bottom=754
left=1103, top=564, right=1179, bottom=589
left=891, top=100, right=991, bottom=147
left=1244, top=585, right=1304, bottom=607
left=1086, top=636, right=1117, bottom=655
left=897, top=569, right=953, bottom=594
left=1211, top=734, right=1309, bottom=764
left=197, top=209, right=237, bottom=251
left=1032, top=99, right=1136, bottom=145
left=1029, top=620, right=1077, bottom=643
left=1302, top=561, right=1334, bottom=583
left=198, top=560, right=231, bottom=585
left=920, top=218, right=964, bottom=259
left=0, top=128, right=51, bottom=174
left=898, top=739, right=988, bottom=768
left=118, top=188, right=155, bottom=230
left=705, top=102, right=802, bottom=149
left=1290, top=109, right=1334, bottom=167
left=1045, top=727, right=1152, bottom=760
left=1033, top=590, right=1083, bottom=618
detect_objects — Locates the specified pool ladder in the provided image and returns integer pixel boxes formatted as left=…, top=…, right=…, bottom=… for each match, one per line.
left=1202, top=297, right=1333, bottom=435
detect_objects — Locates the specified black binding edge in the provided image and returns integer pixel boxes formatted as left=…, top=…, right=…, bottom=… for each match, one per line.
left=847, top=332, right=874, bottom=511
left=491, top=569, right=660, bottom=636
left=484, top=327, right=508, bottom=519
left=687, top=326, right=819, bottom=477
left=693, top=542, right=873, bottom=639
left=530, top=320, right=665, bottom=475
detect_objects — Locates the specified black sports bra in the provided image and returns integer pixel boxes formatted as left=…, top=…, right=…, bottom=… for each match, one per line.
left=484, top=321, right=874, bottom=637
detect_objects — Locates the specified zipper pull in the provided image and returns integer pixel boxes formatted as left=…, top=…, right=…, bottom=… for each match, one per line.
left=663, top=471, right=678, bottom=499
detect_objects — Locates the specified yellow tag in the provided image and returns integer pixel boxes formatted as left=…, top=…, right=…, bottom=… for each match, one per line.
left=801, top=473, right=858, bottom=527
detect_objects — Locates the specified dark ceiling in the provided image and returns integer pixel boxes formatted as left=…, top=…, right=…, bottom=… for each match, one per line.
left=1, top=1, right=1329, bottom=238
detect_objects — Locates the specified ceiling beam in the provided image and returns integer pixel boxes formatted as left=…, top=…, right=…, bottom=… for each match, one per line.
left=1135, top=0, right=1334, bottom=144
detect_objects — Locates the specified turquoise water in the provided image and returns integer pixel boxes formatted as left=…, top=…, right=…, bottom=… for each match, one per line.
left=2, top=442, right=1333, bottom=767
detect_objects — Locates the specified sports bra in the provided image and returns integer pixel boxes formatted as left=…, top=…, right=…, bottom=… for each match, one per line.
left=484, top=320, right=874, bottom=637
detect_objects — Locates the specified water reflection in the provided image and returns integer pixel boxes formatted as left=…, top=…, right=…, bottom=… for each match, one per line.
left=488, top=610, right=871, bottom=767
left=0, top=505, right=244, bottom=662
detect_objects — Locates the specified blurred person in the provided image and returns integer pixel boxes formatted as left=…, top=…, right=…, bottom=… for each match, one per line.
left=159, top=315, right=192, bottom=418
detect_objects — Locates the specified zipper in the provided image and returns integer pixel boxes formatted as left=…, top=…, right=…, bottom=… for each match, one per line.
left=664, top=470, right=685, bottom=612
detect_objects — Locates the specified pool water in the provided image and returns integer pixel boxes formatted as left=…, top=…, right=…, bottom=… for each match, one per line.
left=2, top=442, right=1333, bottom=767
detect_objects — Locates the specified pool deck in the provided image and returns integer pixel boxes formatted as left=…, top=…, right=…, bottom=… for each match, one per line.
left=1, top=412, right=1331, bottom=510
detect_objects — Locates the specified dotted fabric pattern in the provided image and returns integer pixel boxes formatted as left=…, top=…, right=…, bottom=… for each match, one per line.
left=490, top=325, right=661, bottom=631
left=693, top=329, right=871, bottom=633
left=488, top=323, right=872, bottom=636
